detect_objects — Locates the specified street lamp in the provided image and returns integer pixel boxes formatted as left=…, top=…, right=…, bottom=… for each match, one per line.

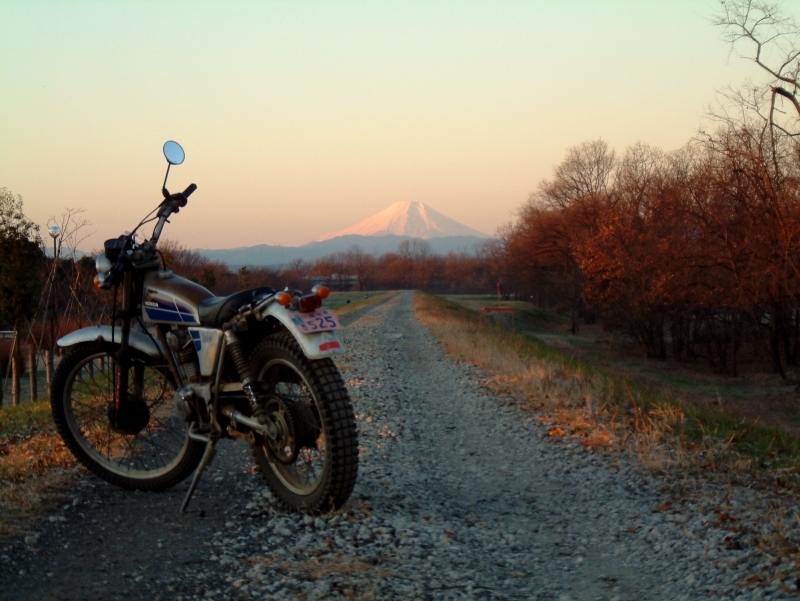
left=47, top=225, right=61, bottom=391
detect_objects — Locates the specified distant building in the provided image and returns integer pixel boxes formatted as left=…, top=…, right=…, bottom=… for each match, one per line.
left=308, top=274, right=359, bottom=291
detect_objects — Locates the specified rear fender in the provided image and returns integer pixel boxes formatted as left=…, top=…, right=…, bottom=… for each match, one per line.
left=260, top=304, right=345, bottom=359
left=57, top=326, right=164, bottom=359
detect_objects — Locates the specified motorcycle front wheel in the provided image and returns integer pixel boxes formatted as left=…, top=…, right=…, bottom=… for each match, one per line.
left=249, top=333, right=358, bottom=513
left=51, top=341, right=205, bottom=490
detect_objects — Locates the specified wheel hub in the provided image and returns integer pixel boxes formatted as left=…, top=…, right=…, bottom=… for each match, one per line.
left=258, top=396, right=298, bottom=464
left=106, top=398, right=150, bottom=435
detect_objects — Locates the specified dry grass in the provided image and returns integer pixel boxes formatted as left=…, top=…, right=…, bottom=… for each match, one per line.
left=416, top=293, right=614, bottom=429
left=327, top=291, right=393, bottom=317
left=0, top=400, right=78, bottom=539
left=415, top=292, right=800, bottom=565
left=413, top=292, right=800, bottom=474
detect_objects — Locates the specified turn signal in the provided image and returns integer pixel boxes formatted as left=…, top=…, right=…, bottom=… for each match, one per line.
left=311, top=285, right=330, bottom=299
left=93, top=273, right=112, bottom=290
left=276, top=291, right=292, bottom=306
left=299, top=294, right=322, bottom=312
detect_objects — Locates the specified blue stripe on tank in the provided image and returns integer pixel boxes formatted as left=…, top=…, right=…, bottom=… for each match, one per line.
left=145, top=308, right=184, bottom=323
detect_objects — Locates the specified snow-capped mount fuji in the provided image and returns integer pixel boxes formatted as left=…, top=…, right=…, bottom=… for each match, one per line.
left=316, top=201, right=488, bottom=241
left=195, top=201, right=492, bottom=268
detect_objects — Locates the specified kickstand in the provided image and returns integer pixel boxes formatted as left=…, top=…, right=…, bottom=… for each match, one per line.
left=180, top=439, right=217, bottom=513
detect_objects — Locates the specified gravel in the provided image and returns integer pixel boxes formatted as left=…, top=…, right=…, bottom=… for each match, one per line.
left=2, top=290, right=799, bottom=600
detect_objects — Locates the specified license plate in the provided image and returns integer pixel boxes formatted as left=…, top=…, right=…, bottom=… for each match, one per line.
left=290, top=309, right=341, bottom=333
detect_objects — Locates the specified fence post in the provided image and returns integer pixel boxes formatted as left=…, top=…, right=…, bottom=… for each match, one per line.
left=46, top=349, right=53, bottom=397
left=28, top=347, right=38, bottom=402
left=11, top=352, right=21, bottom=407
left=1, top=330, right=19, bottom=408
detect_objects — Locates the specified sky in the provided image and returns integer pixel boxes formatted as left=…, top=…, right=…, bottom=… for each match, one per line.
left=0, top=1, right=764, bottom=253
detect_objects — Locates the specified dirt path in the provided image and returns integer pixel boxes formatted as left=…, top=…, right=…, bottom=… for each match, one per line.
left=1, top=291, right=795, bottom=600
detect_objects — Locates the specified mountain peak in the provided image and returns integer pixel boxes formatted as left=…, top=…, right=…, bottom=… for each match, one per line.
left=316, top=201, right=488, bottom=242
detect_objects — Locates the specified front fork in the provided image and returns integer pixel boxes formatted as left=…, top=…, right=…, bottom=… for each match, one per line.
left=107, top=271, right=136, bottom=429
left=114, top=271, right=134, bottom=410
left=110, top=271, right=147, bottom=433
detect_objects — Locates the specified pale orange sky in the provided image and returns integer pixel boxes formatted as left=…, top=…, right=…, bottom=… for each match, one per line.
left=0, top=1, right=757, bottom=252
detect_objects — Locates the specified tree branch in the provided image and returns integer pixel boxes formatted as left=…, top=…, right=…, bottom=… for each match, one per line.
left=773, top=86, right=800, bottom=117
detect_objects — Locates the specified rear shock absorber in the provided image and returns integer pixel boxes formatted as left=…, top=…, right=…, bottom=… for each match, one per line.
left=223, top=329, right=261, bottom=407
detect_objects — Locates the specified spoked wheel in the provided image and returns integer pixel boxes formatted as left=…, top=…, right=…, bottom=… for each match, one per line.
left=249, top=333, right=358, bottom=513
left=51, top=341, right=204, bottom=490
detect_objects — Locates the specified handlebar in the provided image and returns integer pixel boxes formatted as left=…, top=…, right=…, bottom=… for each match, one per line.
left=159, top=183, right=197, bottom=213
left=98, top=177, right=197, bottom=289
left=148, top=182, right=198, bottom=251
left=182, top=183, right=197, bottom=199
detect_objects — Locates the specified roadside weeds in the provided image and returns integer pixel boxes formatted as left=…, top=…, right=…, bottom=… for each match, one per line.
left=413, top=292, right=800, bottom=567
left=0, top=400, right=77, bottom=539
left=328, top=291, right=392, bottom=317
left=414, top=293, right=800, bottom=470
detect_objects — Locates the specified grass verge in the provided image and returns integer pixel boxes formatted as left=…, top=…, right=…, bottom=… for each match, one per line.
left=327, top=291, right=396, bottom=320
left=415, top=292, right=800, bottom=476
left=420, top=292, right=800, bottom=571
left=0, top=400, right=77, bottom=539
left=327, top=291, right=392, bottom=316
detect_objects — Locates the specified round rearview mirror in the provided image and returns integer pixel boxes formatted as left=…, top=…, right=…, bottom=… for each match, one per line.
left=163, top=140, right=185, bottom=165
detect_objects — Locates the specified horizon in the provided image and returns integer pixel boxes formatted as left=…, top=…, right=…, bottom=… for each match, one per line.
left=1, top=1, right=759, bottom=252
left=47, top=198, right=496, bottom=256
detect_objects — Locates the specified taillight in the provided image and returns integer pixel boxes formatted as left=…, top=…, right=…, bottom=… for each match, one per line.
left=299, top=294, right=322, bottom=312
left=311, top=284, right=330, bottom=299
left=276, top=291, right=292, bottom=306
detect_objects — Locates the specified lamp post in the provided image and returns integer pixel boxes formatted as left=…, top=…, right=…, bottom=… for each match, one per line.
left=47, top=225, right=61, bottom=394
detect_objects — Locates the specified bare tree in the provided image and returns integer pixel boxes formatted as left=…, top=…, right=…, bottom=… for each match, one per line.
left=343, top=246, right=376, bottom=291
left=48, top=208, right=92, bottom=261
left=536, top=139, right=616, bottom=210
left=45, top=208, right=96, bottom=328
left=714, top=0, right=800, bottom=136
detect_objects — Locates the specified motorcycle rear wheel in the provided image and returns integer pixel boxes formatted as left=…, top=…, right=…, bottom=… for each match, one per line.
left=51, top=341, right=204, bottom=490
left=249, top=333, right=358, bottom=514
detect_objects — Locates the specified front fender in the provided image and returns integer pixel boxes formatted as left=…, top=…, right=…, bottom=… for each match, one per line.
left=57, top=326, right=164, bottom=359
left=261, top=304, right=345, bottom=359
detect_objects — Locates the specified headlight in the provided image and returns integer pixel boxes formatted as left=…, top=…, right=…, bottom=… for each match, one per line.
left=95, top=252, right=113, bottom=274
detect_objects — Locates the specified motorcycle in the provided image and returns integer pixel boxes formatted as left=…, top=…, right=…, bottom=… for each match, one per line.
left=51, top=141, right=358, bottom=514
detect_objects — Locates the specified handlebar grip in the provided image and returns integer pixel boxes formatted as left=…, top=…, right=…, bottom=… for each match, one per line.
left=183, top=183, right=197, bottom=198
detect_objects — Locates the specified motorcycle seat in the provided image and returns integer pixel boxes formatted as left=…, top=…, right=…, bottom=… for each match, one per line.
left=197, top=286, right=275, bottom=327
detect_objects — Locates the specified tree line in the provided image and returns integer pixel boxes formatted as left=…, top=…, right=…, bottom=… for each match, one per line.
left=3, top=0, right=798, bottom=395
left=500, top=0, right=800, bottom=377
left=158, top=237, right=504, bottom=296
left=501, top=130, right=800, bottom=377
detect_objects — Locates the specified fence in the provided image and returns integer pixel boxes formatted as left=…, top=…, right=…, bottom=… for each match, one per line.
left=1, top=331, right=55, bottom=408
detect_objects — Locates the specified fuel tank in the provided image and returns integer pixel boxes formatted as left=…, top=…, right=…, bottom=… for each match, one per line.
left=141, top=270, right=214, bottom=325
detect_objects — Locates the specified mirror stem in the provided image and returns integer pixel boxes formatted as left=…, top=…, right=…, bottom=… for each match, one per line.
left=162, top=163, right=171, bottom=194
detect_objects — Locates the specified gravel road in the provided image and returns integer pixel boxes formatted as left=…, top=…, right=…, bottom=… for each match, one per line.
left=2, top=290, right=798, bottom=600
